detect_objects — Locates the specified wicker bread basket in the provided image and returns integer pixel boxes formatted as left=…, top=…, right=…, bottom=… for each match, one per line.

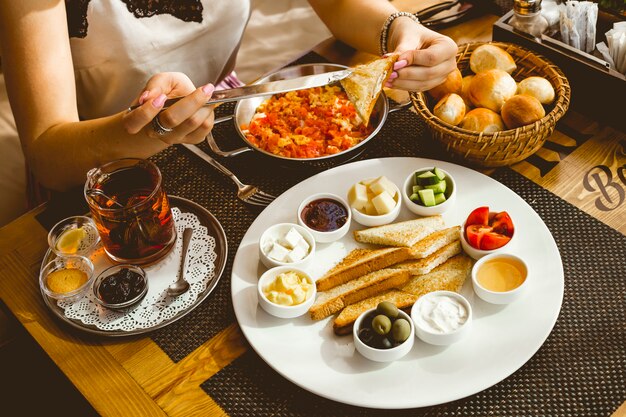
left=411, top=42, right=571, bottom=167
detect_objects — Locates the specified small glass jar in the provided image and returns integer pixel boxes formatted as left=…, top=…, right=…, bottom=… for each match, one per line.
left=509, top=0, right=549, bottom=38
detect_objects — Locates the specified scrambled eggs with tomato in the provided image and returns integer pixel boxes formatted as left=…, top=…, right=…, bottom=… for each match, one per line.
left=241, top=86, right=373, bottom=158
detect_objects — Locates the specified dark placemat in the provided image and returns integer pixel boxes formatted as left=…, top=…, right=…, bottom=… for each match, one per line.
left=201, top=168, right=626, bottom=417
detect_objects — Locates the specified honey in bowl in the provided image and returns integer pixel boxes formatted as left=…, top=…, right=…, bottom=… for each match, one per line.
left=476, top=256, right=526, bottom=292
left=47, top=268, right=89, bottom=294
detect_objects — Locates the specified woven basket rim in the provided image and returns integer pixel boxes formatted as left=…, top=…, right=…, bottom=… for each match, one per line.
left=411, top=41, right=571, bottom=141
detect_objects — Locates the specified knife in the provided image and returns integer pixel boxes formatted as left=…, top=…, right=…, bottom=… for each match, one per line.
left=128, top=69, right=352, bottom=111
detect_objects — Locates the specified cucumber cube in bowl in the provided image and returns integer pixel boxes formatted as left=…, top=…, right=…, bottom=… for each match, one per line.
left=403, top=167, right=456, bottom=215
left=434, top=193, right=447, bottom=205
left=425, top=180, right=446, bottom=194
left=418, top=188, right=436, bottom=206
left=416, top=171, right=439, bottom=186
left=433, top=167, right=446, bottom=181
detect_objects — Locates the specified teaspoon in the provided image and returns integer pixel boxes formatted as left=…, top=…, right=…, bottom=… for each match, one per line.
left=167, top=227, right=193, bottom=297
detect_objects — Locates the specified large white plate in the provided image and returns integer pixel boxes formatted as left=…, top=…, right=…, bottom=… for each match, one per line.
left=231, top=157, right=564, bottom=409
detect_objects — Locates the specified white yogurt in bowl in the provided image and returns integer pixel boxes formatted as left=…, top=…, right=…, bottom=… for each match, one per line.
left=411, top=291, right=472, bottom=345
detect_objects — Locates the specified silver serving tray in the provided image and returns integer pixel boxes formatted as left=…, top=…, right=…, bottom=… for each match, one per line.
left=40, top=196, right=228, bottom=337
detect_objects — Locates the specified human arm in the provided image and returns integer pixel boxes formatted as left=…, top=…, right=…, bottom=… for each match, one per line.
left=0, top=0, right=214, bottom=192
left=307, top=0, right=458, bottom=92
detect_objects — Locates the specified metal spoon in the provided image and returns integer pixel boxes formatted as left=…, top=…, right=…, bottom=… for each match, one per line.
left=167, top=227, right=193, bottom=297
left=85, top=188, right=125, bottom=208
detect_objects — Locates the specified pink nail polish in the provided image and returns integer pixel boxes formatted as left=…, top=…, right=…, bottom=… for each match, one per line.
left=139, top=90, right=150, bottom=105
left=389, top=72, right=398, bottom=80
left=202, top=84, right=215, bottom=96
left=152, top=94, right=167, bottom=108
left=393, top=60, right=408, bottom=70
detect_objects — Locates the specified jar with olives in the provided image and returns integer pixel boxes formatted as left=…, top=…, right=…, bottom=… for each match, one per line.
left=357, top=301, right=412, bottom=350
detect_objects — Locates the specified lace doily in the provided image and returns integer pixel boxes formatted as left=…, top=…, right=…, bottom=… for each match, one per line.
left=58, top=207, right=217, bottom=332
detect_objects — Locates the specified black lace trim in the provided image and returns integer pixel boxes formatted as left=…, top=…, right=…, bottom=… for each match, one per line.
left=66, top=0, right=204, bottom=39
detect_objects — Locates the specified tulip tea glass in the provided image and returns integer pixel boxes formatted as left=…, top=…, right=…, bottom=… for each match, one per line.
left=84, top=158, right=176, bottom=265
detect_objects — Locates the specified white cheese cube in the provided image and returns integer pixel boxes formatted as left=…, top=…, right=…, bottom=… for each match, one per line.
left=347, top=183, right=368, bottom=210
left=369, top=176, right=397, bottom=197
left=268, top=242, right=290, bottom=262
left=363, top=200, right=377, bottom=215
left=262, top=237, right=275, bottom=254
left=286, top=245, right=308, bottom=263
left=371, top=191, right=396, bottom=215
left=294, top=236, right=310, bottom=253
left=282, top=227, right=303, bottom=249
left=360, top=177, right=377, bottom=186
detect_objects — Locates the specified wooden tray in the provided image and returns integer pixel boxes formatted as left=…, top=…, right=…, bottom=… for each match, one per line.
left=493, top=10, right=626, bottom=131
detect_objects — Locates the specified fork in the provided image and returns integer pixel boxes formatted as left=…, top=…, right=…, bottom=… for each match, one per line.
left=182, top=144, right=277, bottom=206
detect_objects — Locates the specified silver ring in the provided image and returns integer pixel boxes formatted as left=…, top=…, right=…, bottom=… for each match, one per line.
left=151, top=115, right=173, bottom=135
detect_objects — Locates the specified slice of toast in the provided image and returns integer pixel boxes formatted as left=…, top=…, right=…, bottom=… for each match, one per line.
left=309, top=269, right=410, bottom=321
left=408, top=226, right=461, bottom=259
left=332, top=254, right=472, bottom=335
left=316, top=247, right=411, bottom=291
left=400, top=254, right=472, bottom=297
left=340, top=55, right=398, bottom=125
left=353, top=216, right=445, bottom=247
left=393, top=240, right=461, bottom=275
left=332, top=289, right=418, bottom=335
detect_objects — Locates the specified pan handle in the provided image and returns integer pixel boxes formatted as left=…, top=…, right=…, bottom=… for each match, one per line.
left=206, top=114, right=253, bottom=157
left=388, top=98, right=412, bottom=114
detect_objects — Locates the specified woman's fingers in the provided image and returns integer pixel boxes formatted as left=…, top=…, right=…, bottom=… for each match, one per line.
left=399, top=37, right=457, bottom=68
left=123, top=71, right=215, bottom=144
left=157, top=84, right=214, bottom=131
left=142, top=72, right=195, bottom=98
left=122, top=93, right=167, bottom=134
left=157, top=105, right=215, bottom=145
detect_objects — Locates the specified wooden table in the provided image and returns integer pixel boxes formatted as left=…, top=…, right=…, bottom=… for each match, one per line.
left=1, top=8, right=624, bottom=417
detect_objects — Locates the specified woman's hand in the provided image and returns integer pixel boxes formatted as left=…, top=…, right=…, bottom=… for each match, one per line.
left=122, top=72, right=215, bottom=145
left=385, top=18, right=458, bottom=92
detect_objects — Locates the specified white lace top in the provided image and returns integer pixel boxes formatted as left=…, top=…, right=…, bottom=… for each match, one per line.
left=67, top=0, right=250, bottom=119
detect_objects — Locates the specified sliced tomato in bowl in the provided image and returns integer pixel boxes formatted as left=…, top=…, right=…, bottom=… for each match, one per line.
left=479, top=232, right=511, bottom=250
left=491, top=211, right=514, bottom=237
left=465, top=224, right=492, bottom=249
left=465, top=206, right=489, bottom=227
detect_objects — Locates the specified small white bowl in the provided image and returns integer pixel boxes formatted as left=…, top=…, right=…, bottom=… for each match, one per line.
left=460, top=215, right=515, bottom=260
left=257, top=266, right=316, bottom=318
left=297, top=193, right=351, bottom=243
left=411, top=290, right=472, bottom=346
left=353, top=308, right=415, bottom=362
left=472, top=253, right=528, bottom=304
left=258, top=223, right=316, bottom=269
left=350, top=180, right=401, bottom=227
left=402, top=167, right=456, bottom=216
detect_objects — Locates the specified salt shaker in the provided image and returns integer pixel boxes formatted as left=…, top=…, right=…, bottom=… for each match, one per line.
left=509, top=0, right=549, bottom=38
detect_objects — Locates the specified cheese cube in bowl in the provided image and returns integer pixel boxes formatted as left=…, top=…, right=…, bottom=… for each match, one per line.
left=259, top=223, right=316, bottom=269
left=348, top=176, right=401, bottom=227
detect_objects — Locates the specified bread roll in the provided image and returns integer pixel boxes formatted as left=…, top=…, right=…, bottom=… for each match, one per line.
left=427, top=68, right=462, bottom=102
left=433, top=93, right=466, bottom=126
left=469, top=69, right=517, bottom=113
left=517, top=76, right=555, bottom=105
left=459, top=75, right=474, bottom=108
left=460, top=108, right=504, bottom=133
left=469, top=44, right=517, bottom=74
left=501, top=94, right=545, bottom=129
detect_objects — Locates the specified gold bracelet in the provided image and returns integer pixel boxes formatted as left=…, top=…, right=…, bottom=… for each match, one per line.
left=379, top=12, right=420, bottom=56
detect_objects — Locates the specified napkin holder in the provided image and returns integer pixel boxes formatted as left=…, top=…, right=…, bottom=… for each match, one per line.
left=493, top=10, right=626, bottom=131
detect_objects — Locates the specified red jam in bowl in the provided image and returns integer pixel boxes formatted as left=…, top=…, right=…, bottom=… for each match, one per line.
left=300, top=198, right=348, bottom=232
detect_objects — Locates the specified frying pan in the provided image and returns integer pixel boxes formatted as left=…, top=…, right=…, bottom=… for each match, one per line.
left=206, top=63, right=409, bottom=170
